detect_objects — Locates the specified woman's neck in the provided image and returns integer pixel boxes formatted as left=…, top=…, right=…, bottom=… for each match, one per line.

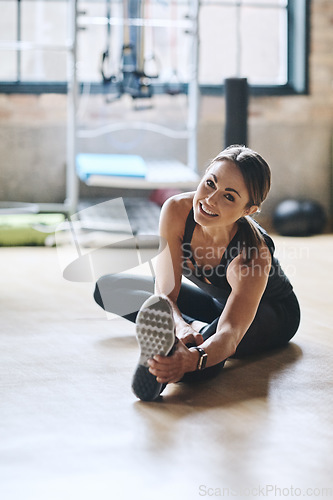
left=196, top=221, right=238, bottom=247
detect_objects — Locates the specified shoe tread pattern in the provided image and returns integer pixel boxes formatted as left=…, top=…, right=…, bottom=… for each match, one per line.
left=136, top=308, right=175, bottom=367
left=132, top=297, right=175, bottom=401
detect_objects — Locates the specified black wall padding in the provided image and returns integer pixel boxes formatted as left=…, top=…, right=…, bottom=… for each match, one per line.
left=224, top=77, right=248, bottom=147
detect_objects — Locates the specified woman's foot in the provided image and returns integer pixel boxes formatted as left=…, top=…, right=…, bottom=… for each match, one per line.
left=132, top=295, right=176, bottom=401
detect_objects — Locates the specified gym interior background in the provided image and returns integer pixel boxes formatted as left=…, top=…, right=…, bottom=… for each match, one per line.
left=0, top=0, right=331, bottom=222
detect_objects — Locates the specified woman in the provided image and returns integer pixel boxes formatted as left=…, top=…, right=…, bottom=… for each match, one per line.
left=94, top=145, right=300, bottom=401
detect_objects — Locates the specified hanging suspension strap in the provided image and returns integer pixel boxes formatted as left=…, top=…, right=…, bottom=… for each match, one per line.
left=164, top=0, right=183, bottom=96
left=100, top=0, right=114, bottom=83
left=142, top=0, right=160, bottom=82
left=121, top=0, right=154, bottom=100
left=100, top=0, right=122, bottom=102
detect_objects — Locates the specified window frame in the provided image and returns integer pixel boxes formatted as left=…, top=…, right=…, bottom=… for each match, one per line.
left=0, top=0, right=310, bottom=96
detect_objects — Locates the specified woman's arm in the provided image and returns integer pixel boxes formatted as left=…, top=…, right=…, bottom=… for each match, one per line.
left=149, top=243, right=272, bottom=382
left=193, top=243, right=272, bottom=366
left=154, top=195, right=203, bottom=346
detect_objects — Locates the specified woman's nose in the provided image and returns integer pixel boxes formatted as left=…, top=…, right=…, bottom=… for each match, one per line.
left=206, top=192, right=218, bottom=205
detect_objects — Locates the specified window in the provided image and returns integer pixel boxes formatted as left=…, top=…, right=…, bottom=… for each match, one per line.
left=198, top=0, right=310, bottom=95
left=0, top=0, right=309, bottom=95
left=0, top=0, right=69, bottom=92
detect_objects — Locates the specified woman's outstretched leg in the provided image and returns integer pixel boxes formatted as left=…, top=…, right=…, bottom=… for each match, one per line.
left=94, top=274, right=223, bottom=325
left=94, top=274, right=155, bottom=323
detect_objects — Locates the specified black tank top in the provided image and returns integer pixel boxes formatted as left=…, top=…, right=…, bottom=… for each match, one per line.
left=181, top=208, right=293, bottom=303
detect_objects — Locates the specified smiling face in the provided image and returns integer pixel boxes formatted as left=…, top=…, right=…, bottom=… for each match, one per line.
left=193, top=159, right=258, bottom=230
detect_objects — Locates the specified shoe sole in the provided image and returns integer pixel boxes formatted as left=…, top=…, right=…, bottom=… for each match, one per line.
left=132, top=295, right=175, bottom=401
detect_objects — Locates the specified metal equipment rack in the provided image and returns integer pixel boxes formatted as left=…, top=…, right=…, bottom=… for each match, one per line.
left=0, top=0, right=200, bottom=215
left=73, top=0, right=200, bottom=205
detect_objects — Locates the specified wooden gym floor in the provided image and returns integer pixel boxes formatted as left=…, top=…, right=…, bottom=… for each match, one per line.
left=1, top=235, right=333, bottom=500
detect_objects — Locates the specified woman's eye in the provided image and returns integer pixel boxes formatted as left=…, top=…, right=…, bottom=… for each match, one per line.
left=206, top=179, right=215, bottom=188
left=225, top=193, right=235, bottom=202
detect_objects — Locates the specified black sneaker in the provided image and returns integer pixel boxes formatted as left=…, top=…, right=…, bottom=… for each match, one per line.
left=132, top=295, right=176, bottom=401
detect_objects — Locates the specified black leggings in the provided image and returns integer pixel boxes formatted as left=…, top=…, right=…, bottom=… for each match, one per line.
left=94, top=274, right=300, bottom=378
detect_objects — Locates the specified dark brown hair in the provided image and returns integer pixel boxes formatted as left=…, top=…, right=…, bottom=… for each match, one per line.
left=209, top=145, right=271, bottom=260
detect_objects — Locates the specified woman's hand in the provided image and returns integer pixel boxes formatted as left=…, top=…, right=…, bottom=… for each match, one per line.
left=148, top=340, right=199, bottom=384
left=177, top=324, right=204, bottom=347
left=158, top=294, right=204, bottom=347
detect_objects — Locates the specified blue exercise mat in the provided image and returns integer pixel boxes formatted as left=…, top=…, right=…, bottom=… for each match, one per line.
left=76, top=154, right=147, bottom=181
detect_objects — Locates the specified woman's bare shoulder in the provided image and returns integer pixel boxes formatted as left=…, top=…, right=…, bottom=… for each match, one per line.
left=160, top=192, right=195, bottom=235
left=163, top=191, right=194, bottom=209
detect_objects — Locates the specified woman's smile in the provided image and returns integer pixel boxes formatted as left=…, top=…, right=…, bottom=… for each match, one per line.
left=199, top=201, right=219, bottom=217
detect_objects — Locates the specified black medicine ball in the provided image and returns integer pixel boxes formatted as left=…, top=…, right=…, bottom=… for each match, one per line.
left=273, top=199, right=327, bottom=236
